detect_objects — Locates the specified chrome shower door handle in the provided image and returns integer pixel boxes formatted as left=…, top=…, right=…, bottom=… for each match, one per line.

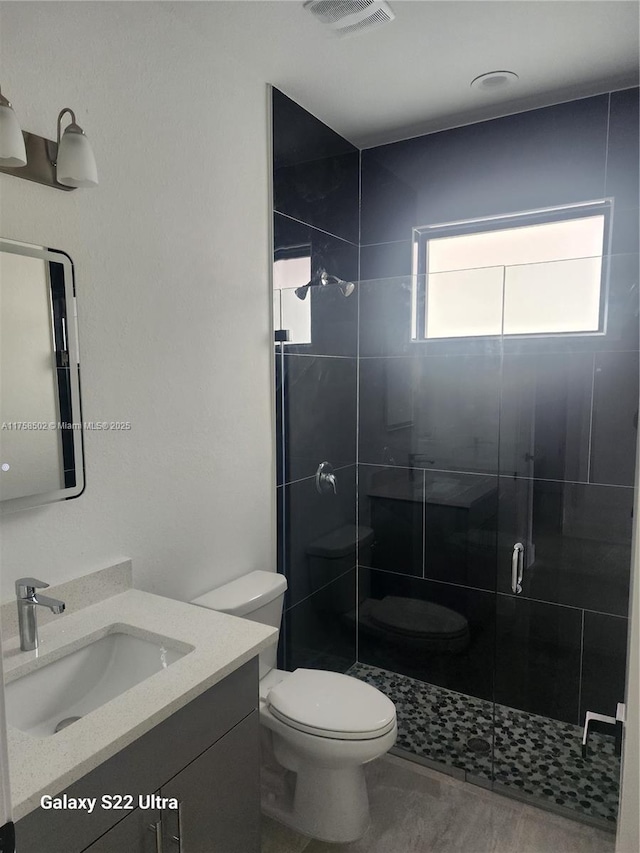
left=511, top=543, right=524, bottom=594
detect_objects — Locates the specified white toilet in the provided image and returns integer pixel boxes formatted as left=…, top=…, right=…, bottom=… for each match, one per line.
left=191, top=570, right=397, bottom=843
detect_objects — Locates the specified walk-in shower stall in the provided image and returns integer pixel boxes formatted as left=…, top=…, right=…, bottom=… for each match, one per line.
left=272, top=87, right=639, bottom=830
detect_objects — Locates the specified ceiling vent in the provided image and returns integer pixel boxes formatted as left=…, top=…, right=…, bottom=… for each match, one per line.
left=303, top=1, right=395, bottom=38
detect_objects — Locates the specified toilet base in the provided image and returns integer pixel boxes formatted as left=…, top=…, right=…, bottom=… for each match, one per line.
left=261, top=764, right=370, bottom=844
left=260, top=726, right=375, bottom=843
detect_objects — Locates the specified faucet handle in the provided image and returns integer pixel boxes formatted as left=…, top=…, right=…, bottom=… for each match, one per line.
left=315, top=461, right=338, bottom=495
left=325, top=473, right=337, bottom=494
left=15, top=578, right=49, bottom=598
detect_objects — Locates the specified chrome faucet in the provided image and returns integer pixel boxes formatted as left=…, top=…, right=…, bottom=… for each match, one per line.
left=15, top=578, right=65, bottom=651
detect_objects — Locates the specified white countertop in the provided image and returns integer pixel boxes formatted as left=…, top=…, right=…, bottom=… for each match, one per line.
left=2, top=589, right=277, bottom=821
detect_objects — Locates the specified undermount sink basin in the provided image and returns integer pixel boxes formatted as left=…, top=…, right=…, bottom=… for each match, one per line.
left=5, top=628, right=193, bottom=737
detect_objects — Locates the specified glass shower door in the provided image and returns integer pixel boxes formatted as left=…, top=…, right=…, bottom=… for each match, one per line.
left=491, top=253, right=638, bottom=827
left=352, top=260, right=635, bottom=829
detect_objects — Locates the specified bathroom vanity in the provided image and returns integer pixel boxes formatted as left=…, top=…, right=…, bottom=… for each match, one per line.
left=2, top=583, right=277, bottom=853
left=16, top=662, right=259, bottom=852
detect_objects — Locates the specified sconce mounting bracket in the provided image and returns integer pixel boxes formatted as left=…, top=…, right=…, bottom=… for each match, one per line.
left=0, top=131, right=74, bottom=191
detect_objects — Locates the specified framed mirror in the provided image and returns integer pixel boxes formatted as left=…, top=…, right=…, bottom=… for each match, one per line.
left=0, top=239, right=84, bottom=512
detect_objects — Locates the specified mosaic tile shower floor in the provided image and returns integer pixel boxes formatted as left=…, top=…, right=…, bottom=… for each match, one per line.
left=347, top=662, right=620, bottom=827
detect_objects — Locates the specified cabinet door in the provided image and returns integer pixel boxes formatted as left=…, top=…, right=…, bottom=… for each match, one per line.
left=82, top=808, right=161, bottom=853
left=161, top=711, right=260, bottom=853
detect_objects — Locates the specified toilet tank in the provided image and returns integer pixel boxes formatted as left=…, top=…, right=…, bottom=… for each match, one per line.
left=190, top=570, right=287, bottom=678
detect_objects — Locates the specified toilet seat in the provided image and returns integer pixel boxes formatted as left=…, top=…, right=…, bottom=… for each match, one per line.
left=267, top=668, right=396, bottom=741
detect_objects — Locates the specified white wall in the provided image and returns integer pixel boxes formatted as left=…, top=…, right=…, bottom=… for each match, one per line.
left=0, top=2, right=275, bottom=602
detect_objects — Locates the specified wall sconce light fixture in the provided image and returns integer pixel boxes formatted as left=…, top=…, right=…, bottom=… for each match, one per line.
left=0, top=86, right=27, bottom=167
left=55, top=109, right=98, bottom=188
left=0, top=85, right=98, bottom=191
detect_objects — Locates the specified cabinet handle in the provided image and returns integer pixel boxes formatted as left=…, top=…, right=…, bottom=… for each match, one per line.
left=147, top=820, right=163, bottom=853
left=168, top=802, right=183, bottom=852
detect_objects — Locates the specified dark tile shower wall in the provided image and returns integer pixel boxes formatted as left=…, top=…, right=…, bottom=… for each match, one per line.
left=272, top=89, right=360, bottom=672
left=358, top=88, right=639, bottom=726
left=273, top=89, right=359, bottom=243
left=362, top=95, right=611, bottom=244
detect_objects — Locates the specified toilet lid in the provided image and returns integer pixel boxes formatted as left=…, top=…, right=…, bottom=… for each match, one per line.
left=267, top=669, right=396, bottom=741
left=369, top=596, right=469, bottom=639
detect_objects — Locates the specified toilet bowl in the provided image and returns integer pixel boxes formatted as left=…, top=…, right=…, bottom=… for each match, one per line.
left=191, top=571, right=397, bottom=843
left=259, top=668, right=396, bottom=841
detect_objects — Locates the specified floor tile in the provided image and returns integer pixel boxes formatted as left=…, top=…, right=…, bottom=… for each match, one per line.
left=261, top=815, right=310, bottom=853
left=512, top=809, right=615, bottom=853
left=261, top=753, right=616, bottom=853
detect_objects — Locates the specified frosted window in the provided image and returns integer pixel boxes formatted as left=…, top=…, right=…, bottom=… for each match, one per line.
left=423, top=213, right=605, bottom=338
left=503, top=256, right=602, bottom=335
left=427, top=267, right=503, bottom=338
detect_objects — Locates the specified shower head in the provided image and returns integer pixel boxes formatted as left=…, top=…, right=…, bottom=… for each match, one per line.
left=294, top=270, right=355, bottom=300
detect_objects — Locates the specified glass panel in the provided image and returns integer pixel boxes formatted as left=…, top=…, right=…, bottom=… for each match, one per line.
left=275, top=253, right=637, bottom=827
left=503, top=256, right=602, bottom=334
left=493, top=478, right=631, bottom=824
left=276, top=281, right=358, bottom=673
left=353, top=273, right=502, bottom=784
left=426, top=266, right=504, bottom=338
left=492, top=252, right=637, bottom=826
left=415, top=252, right=611, bottom=341
left=427, top=214, right=605, bottom=271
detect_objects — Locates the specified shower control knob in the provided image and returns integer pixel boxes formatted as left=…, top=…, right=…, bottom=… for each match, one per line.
left=316, top=461, right=337, bottom=495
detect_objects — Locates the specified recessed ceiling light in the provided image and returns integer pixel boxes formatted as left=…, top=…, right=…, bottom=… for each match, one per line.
left=470, top=71, right=520, bottom=92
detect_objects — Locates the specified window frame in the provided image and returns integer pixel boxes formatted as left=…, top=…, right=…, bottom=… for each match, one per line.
left=411, top=199, right=613, bottom=341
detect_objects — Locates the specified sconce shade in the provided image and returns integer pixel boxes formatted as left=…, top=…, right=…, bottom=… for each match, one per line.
left=0, top=102, right=27, bottom=167
left=56, top=126, right=98, bottom=188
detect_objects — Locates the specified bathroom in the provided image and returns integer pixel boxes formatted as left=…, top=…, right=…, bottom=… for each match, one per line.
left=0, top=2, right=638, bottom=852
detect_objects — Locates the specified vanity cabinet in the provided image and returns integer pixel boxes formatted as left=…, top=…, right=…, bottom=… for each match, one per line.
left=15, top=660, right=261, bottom=853
left=83, top=714, right=259, bottom=853
left=159, top=714, right=259, bottom=853
left=81, top=806, right=161, bottom=853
